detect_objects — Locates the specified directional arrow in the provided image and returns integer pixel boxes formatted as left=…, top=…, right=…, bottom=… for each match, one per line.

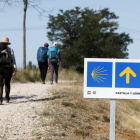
left=119, top=67, right=136, bottom=84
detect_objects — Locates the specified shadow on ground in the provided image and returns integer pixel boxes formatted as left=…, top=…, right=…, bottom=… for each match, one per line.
left=2, top=93, right=67, bottom=105
left=2, top=95, right=64, bottom=105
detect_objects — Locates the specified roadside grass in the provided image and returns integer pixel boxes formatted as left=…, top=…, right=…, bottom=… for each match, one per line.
left=11, top=67, right=83, bottom=83
left=38, top=81, right=140, bottom=140
left=11, top=68, right=140, bottom=139
left=116, top=99, right=140, bottom=136
left=39, top=82, right=110, bottom=140
left=58, top=68, right=83, bottom=81
left=11, top=69, right=41, bottom=83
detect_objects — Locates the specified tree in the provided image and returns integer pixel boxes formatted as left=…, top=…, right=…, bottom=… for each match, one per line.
left=27, top=61, right=32, bottom=70
left=32, top=64, right=37, bottom=70
left=47, top=7, right=133, bottom=72
left=27, top=61, right=37, bottom=70
left=0, top=0, right=52, bottom=69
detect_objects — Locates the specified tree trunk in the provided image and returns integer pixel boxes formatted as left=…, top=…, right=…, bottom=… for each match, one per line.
left=23, top=0, right=28, bottom=69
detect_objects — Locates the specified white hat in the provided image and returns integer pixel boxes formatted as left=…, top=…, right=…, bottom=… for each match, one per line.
left=52, top=41, right=58, bottom=47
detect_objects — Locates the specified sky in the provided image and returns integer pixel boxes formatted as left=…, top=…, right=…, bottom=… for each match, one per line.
left=0, top=0, right=140, bottom=68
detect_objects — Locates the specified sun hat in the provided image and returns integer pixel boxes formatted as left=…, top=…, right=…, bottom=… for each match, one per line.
left=52, top=42, right=58, bottom=47
left=44, top=43, right=49, bottom=47
left=1, top=37, right=11, bottom=45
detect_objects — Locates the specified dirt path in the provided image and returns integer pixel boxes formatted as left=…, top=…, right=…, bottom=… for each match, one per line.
left=0, top=82, right=53, bottom=140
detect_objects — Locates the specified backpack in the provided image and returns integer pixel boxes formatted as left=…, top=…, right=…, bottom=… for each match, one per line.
left=48, top=47, right=60, bottom=63
left=0, top=43, right=12, bottom=64
left=37, top=47, right=48, bottom=63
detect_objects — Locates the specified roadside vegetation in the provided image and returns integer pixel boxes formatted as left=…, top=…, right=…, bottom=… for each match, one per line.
left=10, top=68, right=140, bottom=139
left=11, top=67, right=82, bottom=83
left=32, top=69, right=140, bottom=140
left=11, top=69, right=40, bottom=83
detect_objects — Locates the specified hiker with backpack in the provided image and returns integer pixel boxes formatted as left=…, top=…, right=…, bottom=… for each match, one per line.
left=47, top=42, right=63, bottom=85
left=0, top=37, right=17, bottom=104
left=37, top=43, right=49, bottom=84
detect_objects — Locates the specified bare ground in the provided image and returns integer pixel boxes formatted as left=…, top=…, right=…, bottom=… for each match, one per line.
left=0, top=82, right=53, bottom=140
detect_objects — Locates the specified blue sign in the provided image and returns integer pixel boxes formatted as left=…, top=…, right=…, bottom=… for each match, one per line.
left=115, top=62, right=140, bottom=88
left=84, top=59, right=140, bottom=100
left=87, top=62, right=113, bottom=87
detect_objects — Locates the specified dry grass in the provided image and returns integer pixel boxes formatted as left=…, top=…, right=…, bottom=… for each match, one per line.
left=39, top=82, right=111, bottom=140
left=116, top=100, right=140, bottom=135
left=58, top=68, right=83, bottom=81
left=11, top=68, right=140, bottom=139
left=37, top=80, right=140, bottom=140
left=11, top=69, right=41, bottom=83
left=11, top=68, right=83, bottom=83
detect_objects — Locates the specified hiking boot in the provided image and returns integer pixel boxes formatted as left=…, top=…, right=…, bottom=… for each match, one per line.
left=5, top=96, right=10, bottom=103
left=50, top=81, right=53, bottom=85
left=42, top=81, right=45, bottom=84
left=5, top=98, right=10, bottom=103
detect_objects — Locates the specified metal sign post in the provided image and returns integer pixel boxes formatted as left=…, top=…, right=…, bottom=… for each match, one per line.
left=110, top=99, right=116, bottom=140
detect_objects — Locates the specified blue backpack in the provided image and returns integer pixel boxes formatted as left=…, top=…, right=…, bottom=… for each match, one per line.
left=48, top=47, right=60, bottom=63
left=37, top=47, right=48, bottom=63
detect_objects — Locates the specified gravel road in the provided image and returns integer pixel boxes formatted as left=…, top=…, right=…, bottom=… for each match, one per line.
left=0, top=82, right=53, bottom=140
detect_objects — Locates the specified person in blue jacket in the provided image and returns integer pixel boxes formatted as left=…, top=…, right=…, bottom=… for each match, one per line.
left=47, top=42, right=61, bottom=85
left=37, top=43, right=49, bottom=84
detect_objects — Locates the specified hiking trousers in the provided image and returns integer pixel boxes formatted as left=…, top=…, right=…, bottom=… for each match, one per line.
left=38, top=62, right=48, bottom=82
left=50, top=63, right=59, bottom=83
left=0, top=67, right=13, bottom=103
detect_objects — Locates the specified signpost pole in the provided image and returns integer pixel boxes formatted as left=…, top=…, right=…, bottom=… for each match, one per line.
left=110, top=99, right=116, bottom=140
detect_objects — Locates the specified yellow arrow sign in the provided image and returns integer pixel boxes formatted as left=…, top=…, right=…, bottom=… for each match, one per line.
left=119, top=67, right=136, bottom=84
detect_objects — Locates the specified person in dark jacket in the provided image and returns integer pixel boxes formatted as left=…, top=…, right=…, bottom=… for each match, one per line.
left=0, top=37, right=17, bottom=104
left=37, top=43, right=49, bottom=84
